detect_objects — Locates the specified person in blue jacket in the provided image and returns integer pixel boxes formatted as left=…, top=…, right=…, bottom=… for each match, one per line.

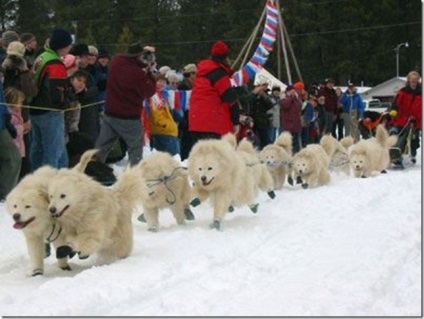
left=339, top=82, right=365, bottom=142
left=0, top=81, right=22, bottom=200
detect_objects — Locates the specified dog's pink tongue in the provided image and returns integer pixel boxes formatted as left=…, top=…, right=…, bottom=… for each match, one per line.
left=13, top=222, right=24, bottom=230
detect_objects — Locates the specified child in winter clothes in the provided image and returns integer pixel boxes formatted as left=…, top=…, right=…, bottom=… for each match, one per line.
left=4, top=87, right=27, bottom=157
left=146, top=74, right=180, bottom=156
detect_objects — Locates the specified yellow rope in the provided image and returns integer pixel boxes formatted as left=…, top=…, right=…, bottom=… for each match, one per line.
left=0, top=100, right=105, bottom=112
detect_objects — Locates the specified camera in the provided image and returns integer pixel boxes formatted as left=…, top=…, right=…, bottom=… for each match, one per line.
left=141, top=50, right=156, bottom=65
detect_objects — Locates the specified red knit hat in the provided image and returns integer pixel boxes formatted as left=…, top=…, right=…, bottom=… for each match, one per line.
left=211, top=40, right=229, bottom=58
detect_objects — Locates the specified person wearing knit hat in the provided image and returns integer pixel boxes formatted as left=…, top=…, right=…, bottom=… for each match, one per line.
left=87, top=45, right=98, bottom=65
left=188, top=39, right=239, bottom=148
left=20, top=33, right=36, bottom=46
left=49, top=29, right=73, bottom=52
left=280, top=82, right=303, bottom=154
left=1, top=30, right=20, bottom=48
left=6, top=41, right=25, bottom=57
left=29, top=28, right=74, bottom=171
left=19, top=32, right=38, bottom=68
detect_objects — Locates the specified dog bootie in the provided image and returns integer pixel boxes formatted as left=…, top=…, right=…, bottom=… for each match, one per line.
left=287, top=176, right=294, bottom=186
left=31, top=269, right=43, bottom=276
left=209, top=220, right=221, bottom=230
left=137, top=213, right=146, bottom=223
left=228, top=205, right=234, bottom=213
left=301, top=183, right=309, bottom=189
left=45, top=243, right=51, bottom=258
left=184, top=208, right=195, bottom=220
left=190, top=197, right=201, bottom=207
left=78, top=252, right=89, bottom=260
left=60, top=265, right=72, bottom=271
left=249, top=203, right=259, bottom=213
left=296, top=176, right=303, bottom=184
left=267, top=190, right=276, bottom=199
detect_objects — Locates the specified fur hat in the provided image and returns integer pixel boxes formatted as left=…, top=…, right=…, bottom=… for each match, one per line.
left=183, top=63, right=197, bottom=74
left=159, top=66, right=171, bottom=76
left=20, top=33, right=36, bottom=45
left=211, top=40, right=229, bottom=58
left=49, top=29, right=73, bottom=51
left=71, top=44, right=89, bottom=56
left=88, top=45, right=98, bottom=56
left=1, top=30, right=20, bottom=47
left=6, top=41, right=25, bottom=57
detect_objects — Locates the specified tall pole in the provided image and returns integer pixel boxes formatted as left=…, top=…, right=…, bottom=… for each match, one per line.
left=276, top=0, right=292, bottom=84
left=395, top=42, right=409, bottom=77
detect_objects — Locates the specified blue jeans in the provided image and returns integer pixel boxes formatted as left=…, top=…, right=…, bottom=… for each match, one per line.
left=150, top=134, right=180, bottom=156
left=30, top=112, right=68, bottom=170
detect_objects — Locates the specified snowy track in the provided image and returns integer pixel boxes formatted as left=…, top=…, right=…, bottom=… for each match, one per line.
left=0, top=155, right=421, bottom=316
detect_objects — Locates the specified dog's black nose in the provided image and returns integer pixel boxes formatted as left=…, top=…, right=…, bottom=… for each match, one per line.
left=49, top=207, right=57, bottom=214
left=12, top=213, right=20, bottom=221
left=298, top=169, right=303, bottom=174
left=201, top=176, right=207, bottom=182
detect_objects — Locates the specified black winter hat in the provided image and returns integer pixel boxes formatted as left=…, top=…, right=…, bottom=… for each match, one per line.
left=49, top=29, right=73, bottom=51
left=70, top=44, right=90, bottom=56
left=126, top=41, right=144, bottom=57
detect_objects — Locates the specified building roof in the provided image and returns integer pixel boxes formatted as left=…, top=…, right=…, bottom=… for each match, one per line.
left=361, top=77, right=407, bottom=100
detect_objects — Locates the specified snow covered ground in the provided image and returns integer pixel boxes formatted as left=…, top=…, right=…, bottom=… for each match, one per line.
left=0, top=148, right=421, bottom=317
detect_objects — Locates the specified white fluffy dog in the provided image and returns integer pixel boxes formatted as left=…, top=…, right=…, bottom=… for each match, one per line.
left=135, top=151, right=193, bottom=232
left=259, top=132, right=293, bottom=189
left=348, top=124, right=398, bottom=178
left=321, top=135, right=354, bottom=174
left=290, top=139, right=336, bottom=189
left=187, top=134, right=256, bottom=230
left=5, top=150, right=98, bottom=276
left=47, top=164, right=143, bottom=260
left=237, top=138, right=275, bottom=200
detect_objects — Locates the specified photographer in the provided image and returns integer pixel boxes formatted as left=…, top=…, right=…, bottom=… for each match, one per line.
left=95, top=42, right=157, bottom=166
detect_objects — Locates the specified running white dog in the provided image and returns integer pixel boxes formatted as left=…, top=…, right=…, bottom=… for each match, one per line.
left=187, top=134, right=257, bottom=230
left=259, top=132, right=293, bottom=189
left=135, top=151, right=194, bottom=232
left=47, top=163, right=143, bottom=261
left=290, top=139, right=336, bottom=189
left=348, top=124, right=398, bottom=178
left=321, top=135, right=354, bottom=174
left=5, top=150, right=97, bottom=276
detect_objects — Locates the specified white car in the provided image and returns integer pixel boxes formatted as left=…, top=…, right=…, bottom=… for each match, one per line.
left=363, top=99, right=388, bottom=114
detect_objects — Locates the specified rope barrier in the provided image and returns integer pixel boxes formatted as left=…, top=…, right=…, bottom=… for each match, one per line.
left=0, top=100, right=105, bottom=112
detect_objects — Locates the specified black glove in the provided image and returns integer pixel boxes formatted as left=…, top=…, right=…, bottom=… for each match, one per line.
left=4, top=113, right=17, bottom=138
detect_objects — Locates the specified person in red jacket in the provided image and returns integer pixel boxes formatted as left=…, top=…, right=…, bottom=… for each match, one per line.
left=188, top=40, right=239, bottom=145
left=280, top=85, right=302, bottom=154
left=389, top=70, right=422, bottom=166
left=95, top=42, right=156, bottom=166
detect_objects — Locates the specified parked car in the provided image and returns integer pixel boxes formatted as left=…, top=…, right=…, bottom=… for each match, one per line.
left=363, top=99, right=388, bottom=113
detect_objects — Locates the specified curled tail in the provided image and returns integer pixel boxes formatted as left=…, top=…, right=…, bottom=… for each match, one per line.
left=340, top=136, right=354, bottom=150
left=237, top=138, right=256, bottom=155
left=320, top=134, right=337, bottom=157
left=221, top=133, right=237, bottom=149
left=376, top=124, right=398, bottom=148
left=112, top=167, right=144, bottom=217
left=275, top=132, right=293, bottom=156
left=73, top=149, right=99, bottom=173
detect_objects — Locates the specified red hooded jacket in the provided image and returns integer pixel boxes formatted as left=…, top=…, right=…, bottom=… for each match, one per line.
left=189, top=58, right=238, bottom=135
left=393, top=85, right=422, bottom=130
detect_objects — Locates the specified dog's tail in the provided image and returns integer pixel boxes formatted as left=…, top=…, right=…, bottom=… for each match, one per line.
left=320, top=134, right=337, bottom=157
left=376, top=124, right=398, bottom=148
left=73, top=149, right=99, bottom=173
left=112, top=166, right=144, bottom=217
left=275, top=131, right=293, bottom=156
left=340, top=136, right=355, bottom=150
left=237, top=138, right=256, bottom=155
left=221, top=133, right=237, bottom=149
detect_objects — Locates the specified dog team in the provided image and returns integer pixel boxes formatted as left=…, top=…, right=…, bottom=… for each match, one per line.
left=5, top=125, right=399, bottom=276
